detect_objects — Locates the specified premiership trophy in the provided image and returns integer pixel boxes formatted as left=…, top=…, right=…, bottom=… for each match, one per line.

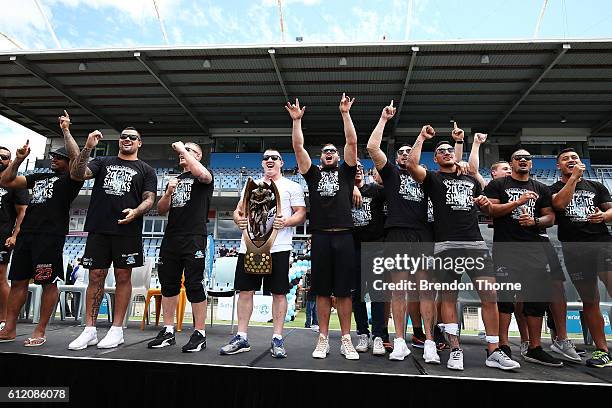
left=242, top=178, right=281, bottom=275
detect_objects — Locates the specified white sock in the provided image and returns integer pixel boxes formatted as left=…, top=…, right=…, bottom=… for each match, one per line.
left=272, top=334, right=282, bottom=340
left=485, top=335, right=499, bottom=344
left=237, top=331, right=247, bottom=340
left=164, top=325, right=175, bottom=334
left=84, top=326, right=96, bottom=333
left=109, top=326, right=122, bottom=332
left=197, top=329, right=206, bottom=337
left=394, top=337, right=405, bottom=342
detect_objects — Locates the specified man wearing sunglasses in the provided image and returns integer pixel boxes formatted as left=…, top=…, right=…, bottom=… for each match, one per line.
left=550, top=148, right=612, bottom=368
left=0, top=128, right=83, bottom=346
left=220, top=149, right=305, bottom=358
left=0, top=146, right=29, bottom=333
left=147, top=141, right=213, bottom=353
left=406, top=128, right=521, bottom=371
left=484, top=149, right=562, bottom=367
left=286, top=94, right=359, bottom=360
left=68, top=127, right=157, bottom=350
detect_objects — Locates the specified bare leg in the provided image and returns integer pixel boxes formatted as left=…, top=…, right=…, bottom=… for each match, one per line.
left=85, top=269, right=108, bottom=326
left=417, top=270, right=435, bottom=340
left=336, top=296, right=352, bottom=336
left=499, top=312, right=512, bottom=346
left=574, top=278, right=608, bottom=351
left=161, top=295, right=179, bottom=326
left=439, top=290, right=459, bottom=349
left=112, top=268, right=132, bottom=326
left=272, top=293, right=287, bottom=336
left=236, top=291, right=254, bottom=334
left=30, top=283, right=59, bottom=339
left=192, top=300, right=207, bottom=331
left=549, top=280, right=568, bottom=340
left=475, top=276, right=499, bottom=353
left=0, top=264, right=9, bottom=322
left=0, top=280, right=28, bottom=339
left=316, top=296, right=332, bottom=337
left=391, top=271, right=408, bottom=339
left=526, top=316, right=544, bottom=348
left=514, top=302, right=530, bottom=343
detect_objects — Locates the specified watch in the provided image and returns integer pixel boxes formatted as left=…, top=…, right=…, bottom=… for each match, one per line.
left=455, top=140, right=464, bottom=144
left=534, top=217, right=540, bottom=226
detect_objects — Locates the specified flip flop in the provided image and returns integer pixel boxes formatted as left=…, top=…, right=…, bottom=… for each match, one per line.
left=0, top=337, right=15, bottom=343
left=23, top=337, right=46, bottom=347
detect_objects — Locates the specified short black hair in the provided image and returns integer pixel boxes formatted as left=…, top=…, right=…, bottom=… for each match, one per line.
left=511, top=148, right=530, bottom=159
left=556, top=147, right=577, bottom=161
left=122, top=126, right=141, bottom=137
left=321, top=143, right=337, bottom=151
left=434, top=140, right=452, bottom=150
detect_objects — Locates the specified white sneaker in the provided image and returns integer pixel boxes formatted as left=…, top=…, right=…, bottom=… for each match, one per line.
left=97, top=326, right=124, bottom=349
left=423, top=339, right=440, bottom=364
left=0, top=321, right=5, bottom=331
left=340, top=334, right=360, bottom=360
left=486, top=348, right=521, bottom=370
left=68, top=327, right=98, bottom=350
left=312, top=334, right=330, bottom=359
left=389, top=338, right=411, bottom=361
left=310, top=325, right=319, bottom=332
left=372, top=337, right=386, bottom=356
left=447, top=348, right=464, bottom=371
left=355, top=334, right=371, bottom=353
left=520, top=341, right=529, bottom=358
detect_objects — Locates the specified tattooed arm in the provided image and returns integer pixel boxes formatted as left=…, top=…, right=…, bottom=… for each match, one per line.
left=59, top=110, right=80, bottom=162
left=406, top=126, right=434, bottom=183
left=118, top=191, right=156, bottom=225
left=71, top=130, right=103, bottom=181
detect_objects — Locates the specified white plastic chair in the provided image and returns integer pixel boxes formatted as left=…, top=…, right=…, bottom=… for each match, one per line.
left=207, top=257, right=238, bottom=333
left=56, top=268, right=90, bottom=324
left=104, top=259, right=153, bottom=327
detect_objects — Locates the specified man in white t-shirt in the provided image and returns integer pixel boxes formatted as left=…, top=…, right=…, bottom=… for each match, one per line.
left=220, top=149, right=306, bottom=358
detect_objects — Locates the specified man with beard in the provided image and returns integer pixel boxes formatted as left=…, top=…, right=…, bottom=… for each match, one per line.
left=68, top=127, right=157, bottom=350
left=484, top=149, right=562, bottom=367
left=406, top=127, right=520, bottom=371
left=220, top=148, right=305, bottom=358
left=147, top=141, right=213, bottom=353
left=0, top=112, right=84, bottom=345
left=550, top=148, right=612, bottom=368
left=287, top=94, right=359, bottom=360
left=0, top=146, right=28, bottom=331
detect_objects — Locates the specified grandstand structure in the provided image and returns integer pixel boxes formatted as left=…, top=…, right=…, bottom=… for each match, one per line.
left=2, top=39, right=612, bottom=263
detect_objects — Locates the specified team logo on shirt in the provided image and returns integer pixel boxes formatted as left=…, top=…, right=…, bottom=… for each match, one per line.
left=565, top=190, right=597, bottom=222
left=317, top=170, right=339, bottom=197
left=103, top=165, right=138, bottom=196
left=30, top=176, right=59, bottom=204
left=443, top=179, right=475, bottom=211
left=171, top=178, right=194, bottom=208
left=194, top=250, right=205, bottom=259
left=427, top=197, right=434, bottom=222
left=505, top=188, right=539, bottom=220
left=398, top=173, right=424, bottom=202
left=351, top=196, right=372, bottom=227
left=125, top=255, right=136, bottom=265
left=0, top=188, right=7, bottom=208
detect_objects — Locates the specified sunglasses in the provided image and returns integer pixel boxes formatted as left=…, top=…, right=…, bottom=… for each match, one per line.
left=436, top=147, right=455, bottom=154
left=512, top=155, right=532, bottom=161
left=119, top=134, right=139, bottom=141
left=397, top=148, right=411, bottom=155
left=322, top=148, right=337, bottom=154
left=357, top=164, right=364, bottom=169
left=49, top=153, right=66, bottom=160
left=184, top=146, right=198, bottom=154
left=262, top=154, right=281, bottom=161
left=0, top=155, right=10, bottom=161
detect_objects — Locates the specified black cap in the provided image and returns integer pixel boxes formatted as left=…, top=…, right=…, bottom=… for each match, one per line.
left=50, top=147, right=70, bottom=160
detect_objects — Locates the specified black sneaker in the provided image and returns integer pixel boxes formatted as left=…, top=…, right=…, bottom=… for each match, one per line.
left=586, top=349, right=612, bottom=368
left=434, top=325, right=450, bottom=351
left=499, top=344, right=512, bottom=359
left=182, top=330, right=207, bottom=353
left=524, top=346, right=563, bottom=367
left=147, top=328, right=176, bottom=349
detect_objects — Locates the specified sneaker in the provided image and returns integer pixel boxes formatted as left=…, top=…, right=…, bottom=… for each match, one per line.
left=499, top=344, right=512, bottom=359
left=310, top=325, right=319, bottom=333
left=372, top=337, right=386, bottom=356
left=486, top=348, right=521, bottom=370
left=147, top=328, right=176, bottom=349
left=550, top=338, right=581, bottom=362
left=182, top=331, right=206, bottom=353
left=0, top=321, right=5, bottom=331
left=575, top=347, right=587, bottom=356
left=355, top=334, right=371, bottom=353
left=219, top=334, right=250, bottom=355
left=389, top=338, right=411, bottom=361
left=423, top=339, right=440, bottom=364
left=312, top=334, right=330, bottom=359
left=447, top=348, right=464, bottom=371
left=68, top=327, right=98, bottom=351
left=524, top=346, right=563, bottom=367
left=411, top=333, right=426, bottom=349
left=97, top=326, right=124, bottom=349
left=270, top=337, right=287, bottom=358
left=520, top=341, right=530, bottom=358
left=434, top=325, right=450, bottom=351
left=340, top=335, right=359, bottom=360
left=304, top=324, right=311, bottom=328
left=586, top=349, right=612, bottom=368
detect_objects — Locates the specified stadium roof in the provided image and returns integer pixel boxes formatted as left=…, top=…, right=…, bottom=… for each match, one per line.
left=2, top=38, right=612, bottom=141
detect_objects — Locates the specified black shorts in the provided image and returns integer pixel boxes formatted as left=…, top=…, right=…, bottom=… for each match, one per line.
left=542, top=238, right=565, bottom=282
left=384, top=227, right=434, bottom=271
left=0, top=233, right=13, bottom=265
left=310, top=231, right=354, bottom=297
left=8, top=233, right=64, bottom=284
left=234, top=250, right=291, bottom=295
left=435, top=247, right=495, bottom=284
left=561, top=241, right=612, bottom=282
left=158, top=235, right=207, bottom=303
left=82, top=233, right=143, bottom=270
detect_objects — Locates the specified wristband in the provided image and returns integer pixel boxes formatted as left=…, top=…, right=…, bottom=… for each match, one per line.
left=535, top=217, right=540, bottom=226
left=455, top=140, right=464, bottom=144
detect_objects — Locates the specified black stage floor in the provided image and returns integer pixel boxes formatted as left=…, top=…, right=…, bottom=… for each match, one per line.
left=1, top=322, right=610, bottom=406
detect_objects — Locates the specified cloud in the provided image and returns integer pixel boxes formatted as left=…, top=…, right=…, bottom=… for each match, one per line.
left=0, top=116, right=47, bottom=171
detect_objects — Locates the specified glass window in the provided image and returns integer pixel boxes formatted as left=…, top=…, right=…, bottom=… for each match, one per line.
left=216, top=219, right=242, bottom=239
left=153, top=219, right=164, bottom=233
left=239, top=138, right=262, bottom=153
left=215, top=138, right=238, bottom=153
left=143, top=219, right=153, bottom=233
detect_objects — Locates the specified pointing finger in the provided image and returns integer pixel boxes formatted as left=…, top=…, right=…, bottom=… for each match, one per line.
left=390, top=100, right=394, bottom=107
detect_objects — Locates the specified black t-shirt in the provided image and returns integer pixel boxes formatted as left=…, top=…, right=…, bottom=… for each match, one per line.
left=303, top=162, right=356, bottom=231
left=484, top=176, right=552, bottom=242
left=422, top=170, right=483, bottom=242
left=0, top=184, right=29, bottom=237
left=378, top=161, right=428, bottom=229
left=549, top=179, right=612, bottom=242
left=20, top=172, right=84, bottom=236
left=84, top=156, right=157, bottom=236
left=165, top=171, right=214, bottom=236
left=351, top=183, right=385, bottom=242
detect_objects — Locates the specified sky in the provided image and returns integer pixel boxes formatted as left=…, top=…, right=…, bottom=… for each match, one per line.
left=2, top=0, right=612, bottom=168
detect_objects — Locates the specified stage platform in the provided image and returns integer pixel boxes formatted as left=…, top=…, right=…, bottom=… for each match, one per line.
left=1, top=322, right=610, bottom=406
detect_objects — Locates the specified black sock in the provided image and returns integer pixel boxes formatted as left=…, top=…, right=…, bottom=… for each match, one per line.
left=413, top=326, right=424, bottom=338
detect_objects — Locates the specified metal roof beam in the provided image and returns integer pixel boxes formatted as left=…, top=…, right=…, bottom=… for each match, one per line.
left=591, top=115, right=612, bottom=135
left=393, top=46, right=419, bottom=128
left=133, top=51, right=209, bottom=135
left=0, top=97, right=61, bottom=137
left=489, top=43, right=571, bottom=134
left=10, top=56, right=119, bottom=131
left=268, top=48, right=289, bottom=102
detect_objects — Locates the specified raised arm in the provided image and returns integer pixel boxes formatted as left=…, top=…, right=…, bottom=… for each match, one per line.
left=406, top=126, right=435, bottom=183
left=451, top=121, right=465, bottom=161
left=118, top=191, right=156, bottom=225
left=59, top=110, right=79, bottom=162
left=0, top=140, right=29, bottom=190
left=156, top=178, right=177, bottom=216
left=171, top=141, right=212, bottom=184
left=339, top=93, right=357, bottom=166
left=286, top=98, right=312, bottom=174
left=70, top=130, right=103, bottom=181
left=551, top=163, right=584, bottom=211
left=469, top=133, right=488, bottom=189
left=366, top=101, right=396, bottom=171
